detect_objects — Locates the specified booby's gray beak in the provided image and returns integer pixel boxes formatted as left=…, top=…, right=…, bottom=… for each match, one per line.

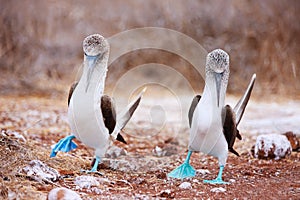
left=214, top=72, right=223, bottom=107
left=85, top=54, right=99, bottom=92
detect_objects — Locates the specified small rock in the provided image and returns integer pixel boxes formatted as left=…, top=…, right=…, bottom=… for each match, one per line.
left=210, top=187, right=226, bottom=193
left=229, top=179, right=236, bottom=183
left=105, top=146, right=127, bottom=158
left=196, top=169, right=211, bottom=175
left=152, top=145, right=177, bottom=157
left=253, top=134, right=292, bottom=160
left=48, top=187, right=82, bottom=200
left=22, top=160, right=60, bottom=182
left=179, top=182, right=192, bottom=189
left=74, top=176, right=100, bottom=189
left=157, top=189, right=175, bottom=198
left=1, top=129, right=26, bottom=142
left=153, top=146, right=163, bottom=157
left=283, top=131, right=300, bottom=151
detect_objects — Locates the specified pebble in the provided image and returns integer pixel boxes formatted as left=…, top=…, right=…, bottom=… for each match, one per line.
left=210, top=187, right=226, bottom=193
left=179, top=182, right=192, bottom=189
left=196, top=169, right=211, bottom=175
left=74, top=175, right=100, bottom=189
left=48, top=187, right=81, bottom=200
left=152, top=145, right=177, bottom=157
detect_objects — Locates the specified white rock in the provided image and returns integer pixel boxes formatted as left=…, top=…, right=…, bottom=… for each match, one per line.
left=48, top=187, right=82, bottom=200
left=210, top=187, right=226, bottom=193
left=153, top=146, right=163, bottom=157
left=74, top=176, right=100, bottom=189
left=90, top=187, right=103, bottom=195
left=22, top=160, right=60, bottom=182
left=179, top=182, right=192, bottom=189
left=229, top=179, right=236, bottom=183
left=152, top=145, right=177, bottom=157
left=196, top=169, right=211, bottom=175
left=254, top=134, right=292, bottom=160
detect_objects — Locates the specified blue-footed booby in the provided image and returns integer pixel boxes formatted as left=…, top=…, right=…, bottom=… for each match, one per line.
left=168, top=49, right=256, bottom=184
left=50, top=34, right=146, bottom=172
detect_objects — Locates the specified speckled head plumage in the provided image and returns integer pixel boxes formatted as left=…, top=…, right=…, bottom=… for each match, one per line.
left=206, top=49, right=229, bottom=74
left=83, top=34, right=109, bottom=57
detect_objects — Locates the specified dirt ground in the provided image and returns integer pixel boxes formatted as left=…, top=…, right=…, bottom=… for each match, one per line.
left=0, top=95, right=299, bottom=199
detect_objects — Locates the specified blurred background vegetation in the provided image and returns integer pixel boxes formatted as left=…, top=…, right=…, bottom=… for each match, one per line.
left=0, top=0, right=299, bottom=98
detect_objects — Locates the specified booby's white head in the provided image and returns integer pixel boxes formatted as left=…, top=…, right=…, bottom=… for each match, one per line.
left=83, top=34, right=109, bottom=92
left=206, top=49, right=230, bottom=107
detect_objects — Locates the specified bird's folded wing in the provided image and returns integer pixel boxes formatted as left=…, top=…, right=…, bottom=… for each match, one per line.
left=222, top=105, right=240, bottom=156
left=101, top=95, right=117, bottom=134
left=188, top=95, right=201, bottom=127
left=233, top=74, right=256, bottom=125
left=67, top=82, right=78, bottom=106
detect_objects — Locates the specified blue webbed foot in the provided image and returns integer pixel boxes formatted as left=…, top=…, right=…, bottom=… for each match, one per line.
left=168, top=151, right=196, bottom=179
left=203, top=165, right=229, bottom=184
left=168, top=162, right=196, bottom=179
left=50, top=135, right=77, bottom=157
left=81, top=156, right=103, bottom=175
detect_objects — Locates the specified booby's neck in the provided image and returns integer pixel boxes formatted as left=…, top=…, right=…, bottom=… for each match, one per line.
left=203, top=72, right=228, bottom=111
left=79, top=53, right=109, bottom=95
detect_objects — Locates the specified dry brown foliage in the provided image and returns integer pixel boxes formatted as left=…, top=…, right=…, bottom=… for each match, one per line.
left=0, top=0, right=299, bottom=97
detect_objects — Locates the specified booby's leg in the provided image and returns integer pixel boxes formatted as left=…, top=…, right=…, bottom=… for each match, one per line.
left=50, top=135, right=77, bottom=157
left=90, top=156, right=100, bottom=172
left=203, top=165, right=229, bottom=184
left=168, top=151, right=196, bottom=179
left=80, top=156, right=103, bottom=175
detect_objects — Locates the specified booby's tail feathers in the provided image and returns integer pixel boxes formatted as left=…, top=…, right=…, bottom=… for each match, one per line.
left=233, top=74, right=256, bottom=125
left=229, top=147, right=240, bottom=156
left=50, top=135, right=77, bottom=157
left=111, top=87, right=147, bottom=140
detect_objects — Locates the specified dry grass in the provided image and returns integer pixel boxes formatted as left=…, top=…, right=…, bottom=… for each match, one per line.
left=0, top=0, right=299, bottom=97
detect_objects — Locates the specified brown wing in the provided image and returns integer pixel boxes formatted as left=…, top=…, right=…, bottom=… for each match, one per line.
left=188, top=95, right=201, bottom=127
left=101, top=95, right=117, bottom=134
left=68, top=82, right=78, bottom=106
left=222, top=105, right=241, bottom=156
left=100, top=95, right=127, bottom=144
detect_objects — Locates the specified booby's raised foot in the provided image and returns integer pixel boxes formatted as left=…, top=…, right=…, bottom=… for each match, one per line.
left=203, top=165, right=229, bottom=184
left=80, top=156, right=103, bottom=175
left=168, top=151, right=196, bottom=179
left=50, top=135, right=77, bottom=157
